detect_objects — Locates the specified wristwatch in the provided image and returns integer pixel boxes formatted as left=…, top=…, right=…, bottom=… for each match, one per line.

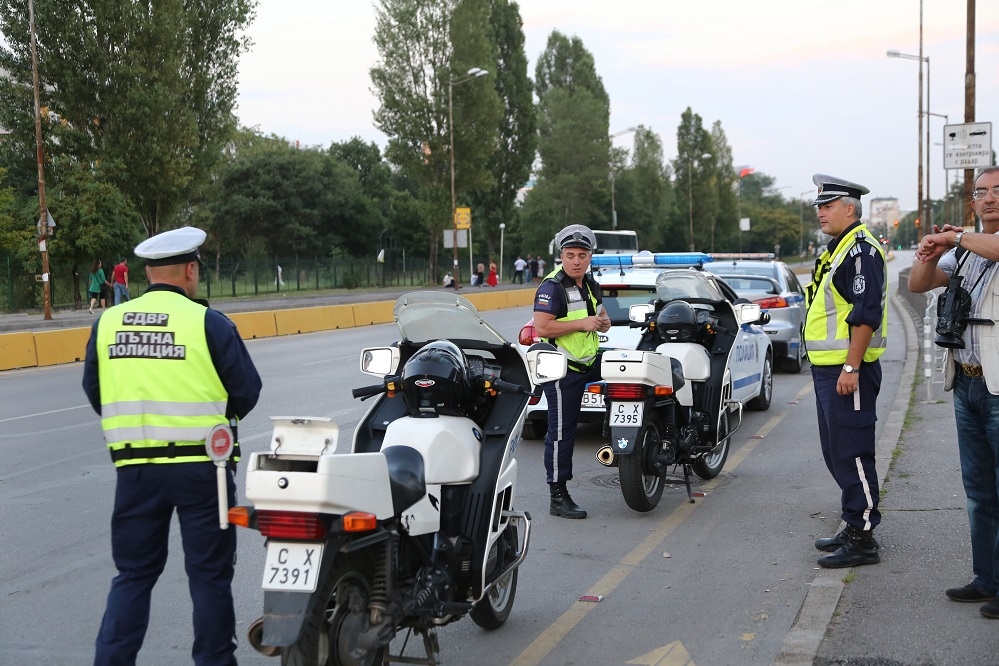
left=843, top=364, right=858, bottom=374
left=955, top=231, right=965, bottom=248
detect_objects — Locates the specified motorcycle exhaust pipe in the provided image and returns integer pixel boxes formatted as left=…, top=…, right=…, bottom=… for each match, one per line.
left=247, top=617, right=281, bottom=657
left=596, top=445, right=618, bottom=467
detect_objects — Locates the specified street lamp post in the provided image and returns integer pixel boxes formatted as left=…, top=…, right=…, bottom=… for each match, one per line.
left=687, top=152, right=712, bottom=252
left=888, top=48, right=930, bottom=234
left=927, top=111, right=950, bottom=224
left=449, top=67, right=488, bottom=287
left=609, top=127, right=638, bottom=231
left=799, top=190, right=811, bottom=257
left=499, top=223, right=506, bottom=283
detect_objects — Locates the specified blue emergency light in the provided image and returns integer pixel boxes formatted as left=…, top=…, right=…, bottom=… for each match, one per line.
left=589, top=252, right=713, bottom=268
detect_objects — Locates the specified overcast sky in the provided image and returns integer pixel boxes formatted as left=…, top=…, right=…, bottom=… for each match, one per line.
left=236, top=1, right=999, bottom=215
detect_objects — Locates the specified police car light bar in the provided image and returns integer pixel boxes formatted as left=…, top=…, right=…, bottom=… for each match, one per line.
left=589, top=252, right=713, bottom=268
left=709, top=253, right=775, bottom=260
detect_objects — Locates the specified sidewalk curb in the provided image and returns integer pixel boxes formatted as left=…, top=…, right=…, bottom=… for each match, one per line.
left=773, top=288, right=919, bottom=665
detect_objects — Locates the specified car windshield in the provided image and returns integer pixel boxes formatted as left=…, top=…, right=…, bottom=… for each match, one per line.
left=709, top=263, right=777, bottom=279
left=655, top=270, right=725, bottom=302
left=600, top=287, right=657, bottom=323
left=718, top=276, right=779, bottom=295
left=393, top=291, right=508, bottom=345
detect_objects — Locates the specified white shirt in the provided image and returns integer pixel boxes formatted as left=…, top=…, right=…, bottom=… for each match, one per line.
left=514, top=258, right=527, bottom=271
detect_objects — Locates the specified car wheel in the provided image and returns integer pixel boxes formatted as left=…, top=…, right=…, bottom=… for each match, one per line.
left=747, top=353, right=773, bottom=411
left=520, top=419, right=546, bottom=440
left=782, top=338, right=803, bottom=373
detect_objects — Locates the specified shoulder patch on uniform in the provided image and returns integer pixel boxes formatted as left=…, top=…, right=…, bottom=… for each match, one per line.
left=852, top=274, right=866, bottom=295
left=534, top=293, right=552, bottom=310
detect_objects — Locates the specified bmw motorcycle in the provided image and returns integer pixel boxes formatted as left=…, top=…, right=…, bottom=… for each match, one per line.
left=229, top=292, right=566, bottom=665
left=595, top=269, right=769, bottom=512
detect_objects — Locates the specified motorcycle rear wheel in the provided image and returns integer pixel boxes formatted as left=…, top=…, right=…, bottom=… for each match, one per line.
left=281, top=564, right=386, bottom=666
left=470, top=526, right=519, bottom=630
left=618, top=420, right=666, bottom=512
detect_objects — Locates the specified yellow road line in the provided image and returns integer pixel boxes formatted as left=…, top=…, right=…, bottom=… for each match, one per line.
left=511, top=411, right=788, bottom=666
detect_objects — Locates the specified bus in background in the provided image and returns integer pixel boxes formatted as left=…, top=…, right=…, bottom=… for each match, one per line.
left=549, top=229, right=639, bottom=264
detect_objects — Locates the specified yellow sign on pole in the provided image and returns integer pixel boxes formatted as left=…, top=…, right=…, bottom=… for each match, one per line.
left=454, top=207, right=471, bottom=230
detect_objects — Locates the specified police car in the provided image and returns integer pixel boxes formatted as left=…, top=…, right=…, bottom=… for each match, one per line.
left=706, top=254, right=807, bottom=373
left=518, top=252, right=774, bottom=439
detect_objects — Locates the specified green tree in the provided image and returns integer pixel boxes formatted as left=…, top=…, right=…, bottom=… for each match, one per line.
left=709, top=121, right=738, bottom=252
left=0, top=0, right=257, bottom=238
left=671, top=108, right=716, bottom=252
left=612, top=126, right=672, bottom=248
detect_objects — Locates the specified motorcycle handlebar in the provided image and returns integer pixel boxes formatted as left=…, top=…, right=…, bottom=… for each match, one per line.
left=351, top=383, right=386, bottom=400
left=490, top=378, right=526, bottom=395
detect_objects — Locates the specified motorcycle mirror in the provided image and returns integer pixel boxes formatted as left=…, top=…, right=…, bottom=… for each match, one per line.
left=360, top=346, right=399, bottom=376
left=527, top=349, right=568, bottom=384
left=734, top=303, right=763, bottom=325
left=629, top=303, right=654, bottom=322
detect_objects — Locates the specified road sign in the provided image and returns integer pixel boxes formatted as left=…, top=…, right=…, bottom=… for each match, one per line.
left=944, top=122, right=993, bottom=170
left=454, top=207, right=471, bottom=230
left=443, top=229, right=468, bottom=248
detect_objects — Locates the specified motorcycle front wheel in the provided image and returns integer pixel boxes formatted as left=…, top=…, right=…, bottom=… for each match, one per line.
left=281, top=561, right=386, bottom=666
left=618, top=419, right=666, bottom=512
left=470, top=525, right=519, bottom=630
left=691, top=408, right=730, bottom=480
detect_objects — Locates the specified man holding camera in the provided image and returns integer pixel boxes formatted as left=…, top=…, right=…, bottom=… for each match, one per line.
left=910, top=166, right=999, bottom=618
left=804, top=174, right=888, bottom=569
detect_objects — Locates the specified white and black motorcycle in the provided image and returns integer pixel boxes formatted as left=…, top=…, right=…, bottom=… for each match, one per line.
left=596, top=269, right=771, bottom=512
left=229, top=292, right=565, bottom=665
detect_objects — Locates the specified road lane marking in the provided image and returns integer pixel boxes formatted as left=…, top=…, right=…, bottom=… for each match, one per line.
left=627, top=641, right=695, bottom=665
left=510, top=411, right=787, bottom=666
left=0, top=404, right=90, bottom=423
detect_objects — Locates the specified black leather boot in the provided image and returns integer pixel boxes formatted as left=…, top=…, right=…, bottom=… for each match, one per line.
left=815, top=528, right=880, bottom=553
left=817, top=525, right=880, bottom=568
left=550, top=482, right=587, bottom=519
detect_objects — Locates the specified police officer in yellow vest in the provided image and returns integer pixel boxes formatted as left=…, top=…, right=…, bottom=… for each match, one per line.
left=82, top=227, right=262, bottom=666
left=534, top=224, right=611, bottom=518
left=804, top=174, right=888, bottom=569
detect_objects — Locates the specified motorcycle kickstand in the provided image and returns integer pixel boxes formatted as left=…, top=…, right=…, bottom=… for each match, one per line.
left=682, top=464, right=695, bottom=503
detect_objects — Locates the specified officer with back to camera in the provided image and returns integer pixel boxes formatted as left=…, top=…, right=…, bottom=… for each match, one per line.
left=82, top=227, right=262, bottom=666
left=804, top=174, right=888, bottom=568
left=533, top=224, right=611, bottom=519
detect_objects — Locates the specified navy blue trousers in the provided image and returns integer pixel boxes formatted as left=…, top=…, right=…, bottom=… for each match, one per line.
left=94, top=462, right=237, bottom=666
left=812, top=362, right=882, bottom=531
left=543, top=364, right=600, bottom=483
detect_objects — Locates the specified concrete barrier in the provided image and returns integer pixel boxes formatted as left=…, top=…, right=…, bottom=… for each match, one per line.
left=0, top=332, right=38, bottom=370
left=2, top=289, right=535, bottom=371
left=34, top=328, right=92, bottom=367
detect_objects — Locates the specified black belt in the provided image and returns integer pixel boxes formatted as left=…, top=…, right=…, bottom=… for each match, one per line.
left=110, top=442, right=241, bottom=462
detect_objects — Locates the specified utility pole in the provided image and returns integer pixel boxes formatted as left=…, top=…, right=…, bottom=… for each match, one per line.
left=963, top=0, right=976, bottom=229
left=29, top=0, right=52, bottom=320
left=917, top=0, right=924, bottom=240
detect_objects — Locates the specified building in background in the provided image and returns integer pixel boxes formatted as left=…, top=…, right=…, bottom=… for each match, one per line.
left=868, top=197, right=902, bottom=239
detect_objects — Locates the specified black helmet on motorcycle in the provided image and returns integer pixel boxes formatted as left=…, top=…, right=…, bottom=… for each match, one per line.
left=657, top=301, right=698, bottom=342
left=401, top=340, right=470, bottom=417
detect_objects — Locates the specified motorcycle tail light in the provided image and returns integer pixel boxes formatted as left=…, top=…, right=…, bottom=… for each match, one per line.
left=227, top=506, right=253, bottom=529
left=754, top=296, right=788, bottom=309
left=518, top=323, right=539, bottom=347
left=586, top=384, right=604, bottom=395
left=653, top=385, right=673, bottom=396
left=606, top=384, right=646, bottom=400
left=342, top=512, right=378, bottom=532
left=256, top=511, right=327, bottom=540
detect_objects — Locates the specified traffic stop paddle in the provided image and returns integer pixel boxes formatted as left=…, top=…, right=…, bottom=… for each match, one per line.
left=205, top=423, right=235, bottom=529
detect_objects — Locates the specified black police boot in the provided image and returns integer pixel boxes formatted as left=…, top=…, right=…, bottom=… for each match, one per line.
left=550, top=482, right=587, bottom=519
left=815, top=527, right=880, bottom=553
left=817, top=525, right=880, bottom=568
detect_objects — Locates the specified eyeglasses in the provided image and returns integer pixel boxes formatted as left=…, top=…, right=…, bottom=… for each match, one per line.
left=971, top=185, right=999, bottom=201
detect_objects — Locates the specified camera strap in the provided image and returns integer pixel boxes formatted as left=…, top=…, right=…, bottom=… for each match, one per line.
left=956, top=248, right=996, bottom=326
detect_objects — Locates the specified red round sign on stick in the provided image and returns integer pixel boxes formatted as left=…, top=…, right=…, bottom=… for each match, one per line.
left=206, top=424, right=234, bottom=462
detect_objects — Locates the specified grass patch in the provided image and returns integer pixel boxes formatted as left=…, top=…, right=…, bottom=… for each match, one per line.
left=842, top=571, right=857, bottom=584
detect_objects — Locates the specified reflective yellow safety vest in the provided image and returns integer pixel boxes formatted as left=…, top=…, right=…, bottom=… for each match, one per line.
left=541, top=268, right=600, bottom=371
left=96, top=290, right=229, bottom=466
left=804, top=224, right=888, bottom=366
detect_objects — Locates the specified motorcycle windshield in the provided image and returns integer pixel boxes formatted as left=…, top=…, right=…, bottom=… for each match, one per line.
left=655, top=270, right=725, bottom=302
left=393, top=291, right=509, bottom=346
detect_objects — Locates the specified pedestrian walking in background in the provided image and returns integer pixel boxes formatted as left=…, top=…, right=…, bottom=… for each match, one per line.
left=909, top=166, right=999, bottom=618
left=528, top=255, right=538, bottom=285
left=474, top=263, right=485, bottom=287
left=513, top=255, right=527, bottom=283
left=536, top=257, right=546, bottom=283
left=83, top=227, right=263, bottom=665
left=533, top=224, right=611, bottom=519
left=486, top=261, right=498, bottom=287
left=112, top=258, right=130, bottom=305
left=803, top=174, right=887, bottom=569
left=87, top=259, right=109, bottom=314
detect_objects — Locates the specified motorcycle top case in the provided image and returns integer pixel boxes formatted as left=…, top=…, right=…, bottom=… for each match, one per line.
left=245, top=417, right=396, bottom=519
left=602, top=349, right=676, bottom=387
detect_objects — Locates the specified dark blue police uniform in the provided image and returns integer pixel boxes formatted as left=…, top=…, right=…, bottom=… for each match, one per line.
left=83, top=284, right=261, bottom=666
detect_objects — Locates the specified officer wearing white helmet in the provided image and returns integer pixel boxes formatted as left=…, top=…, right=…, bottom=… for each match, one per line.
left=533, top=224, right=611, bottom=518
left=83, top=226, right=262, bottom=665
left=803, top=175, right=888, bottom=569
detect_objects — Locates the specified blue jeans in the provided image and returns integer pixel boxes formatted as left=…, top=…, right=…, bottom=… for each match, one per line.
left=113, top=283, right=130, bottom=305
left=953, top=373, right=999, bottom=595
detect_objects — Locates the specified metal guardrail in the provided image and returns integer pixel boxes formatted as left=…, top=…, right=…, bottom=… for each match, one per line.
left=898, top=266, right=946, bottom=400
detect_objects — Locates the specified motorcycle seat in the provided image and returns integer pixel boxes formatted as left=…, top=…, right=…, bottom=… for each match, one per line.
left=382, top=445, right=427, bottom=515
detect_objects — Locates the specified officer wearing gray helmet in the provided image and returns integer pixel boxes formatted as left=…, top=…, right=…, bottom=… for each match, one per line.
left=533, top=224, right=611, bottom=518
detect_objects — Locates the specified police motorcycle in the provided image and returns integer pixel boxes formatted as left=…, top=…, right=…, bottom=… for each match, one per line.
left=229, top=291, right=566, bottom=666
left=595, top=268, right=770, bottom=512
